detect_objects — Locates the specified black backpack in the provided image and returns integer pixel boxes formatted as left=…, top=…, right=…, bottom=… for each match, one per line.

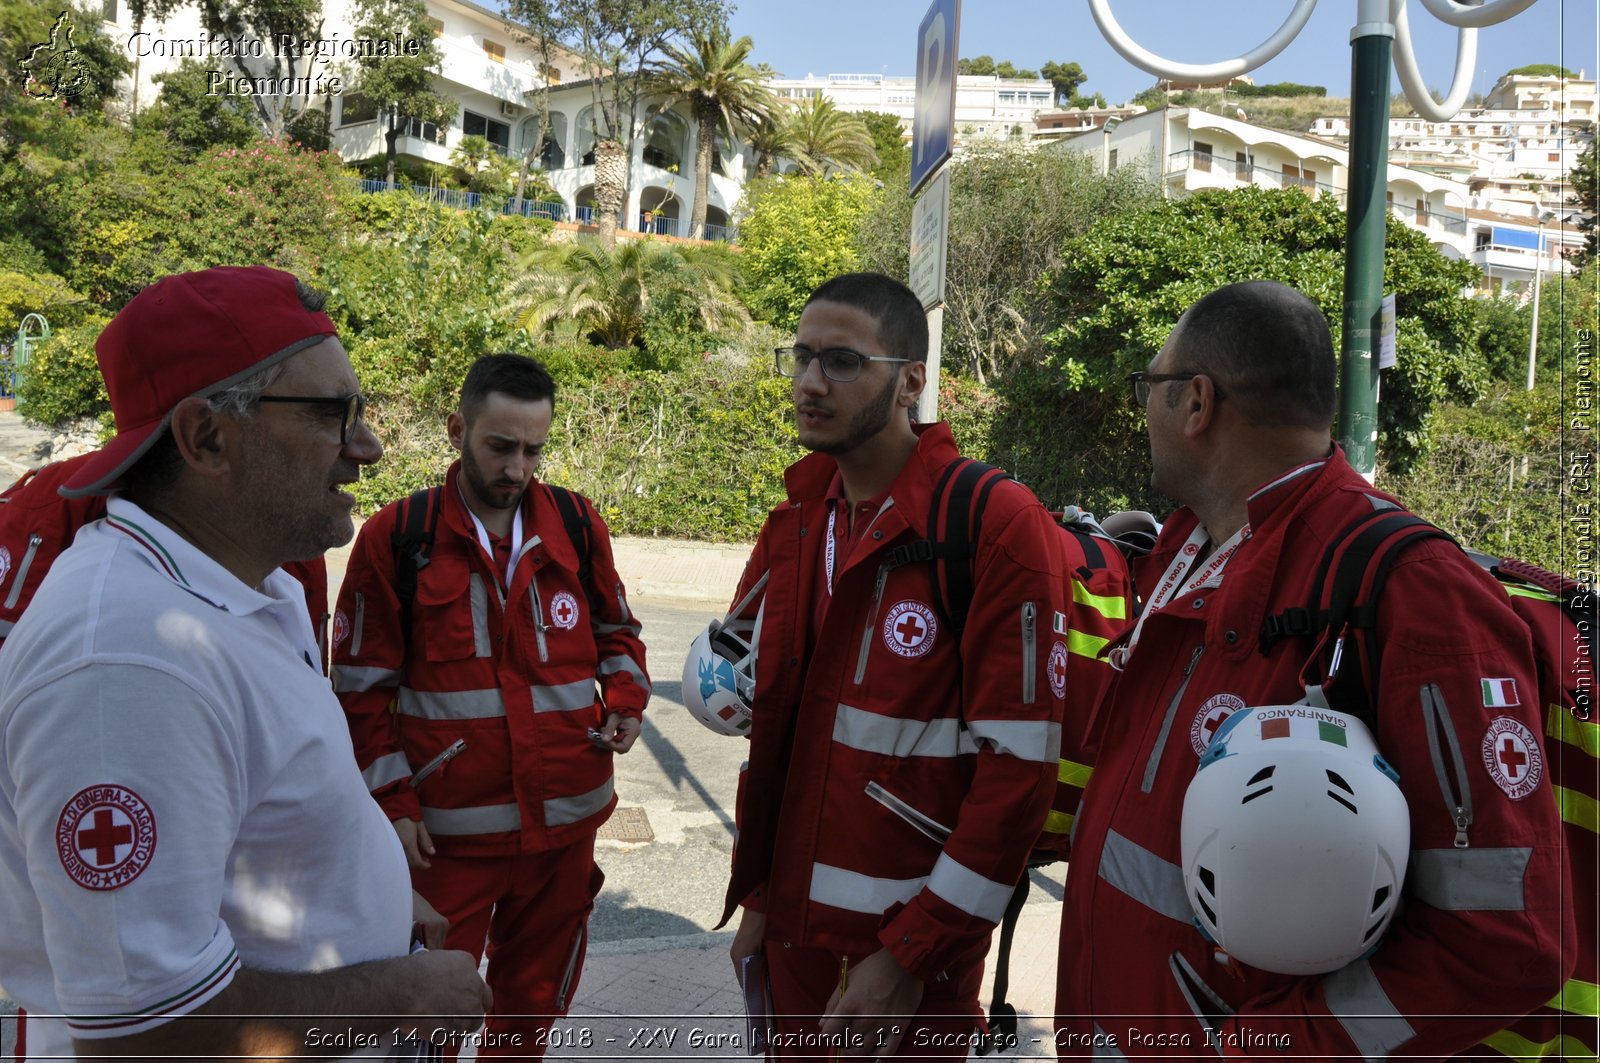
left=390, top=483, right=595, bottom=653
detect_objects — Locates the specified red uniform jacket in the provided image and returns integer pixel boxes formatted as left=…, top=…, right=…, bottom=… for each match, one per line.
left=721, top=423, right=1081, bottom=983
left=1057, top=452, right=1574, bottom=1058
left=333, top=464, right=650, bottom=856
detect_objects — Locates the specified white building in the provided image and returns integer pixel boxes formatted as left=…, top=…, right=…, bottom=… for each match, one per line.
left=1309, top=74, right=1595, bottom=226
left=768, top=72, right=1058, bottom=143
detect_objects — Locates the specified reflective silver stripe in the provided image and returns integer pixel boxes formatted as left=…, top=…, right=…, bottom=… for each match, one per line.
left=808, top=862, right=925, bottom=914
left=599, top=653, right=650, bottom=693
left=1326, top=958, right=1414, bottom=1059
left=532, top=679, right=599, bottom=713
left=927, top=853, right=1012, bottom=923
left=332, top=665, right=403, bottom=693
left=546, top=778, right=614, bottom=826
left=398, top=687, right=507, bottom=719
left=470, top=573, right=491, bottom=657
left=422, top=803, right=521, bottom=835
left=966, top=719, right=1062, bottom=764
left=1411, top=847, right=1531, bottom=911
left=361, top=751, right=412, bottom=791
left=615, top=586, right=632, bottom=625
left=352, top=592, right=365, bottom=655
left=1092, top=1026, right=1128, bottom=1059
left=833, top=703, right=977, bottom=759
left=594, top=620, right=635, bottom=636
left=1097, top=829, right=1192, bottom=924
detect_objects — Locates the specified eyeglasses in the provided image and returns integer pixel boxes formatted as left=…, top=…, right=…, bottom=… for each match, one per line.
left=256, top=393, right=368, bottom=444
left=1128, top=371, right=1226, bottom=409
left=774, top=346, right=910, bottom=383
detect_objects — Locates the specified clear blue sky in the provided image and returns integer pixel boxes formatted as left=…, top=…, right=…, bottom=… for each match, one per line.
left=730, top=0, right=1597, bottom=106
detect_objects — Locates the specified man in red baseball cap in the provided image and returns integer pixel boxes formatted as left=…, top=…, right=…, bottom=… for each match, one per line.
left=0, top=266, right=491, bottom=1060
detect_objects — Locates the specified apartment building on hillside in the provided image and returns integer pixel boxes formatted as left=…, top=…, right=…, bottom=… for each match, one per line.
left=1059, top=105, right=1580, bottom=295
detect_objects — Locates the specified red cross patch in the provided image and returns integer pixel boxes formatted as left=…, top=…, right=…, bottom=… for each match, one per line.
left=56, top=784, right=157, bottom=891
left=549, top=591, right=580, bottom=631
left=1190, top=692, right=1246, bottom=755
left=881, top=600, right=938, bottom=659
left=331, top=610, right=350, bottom=648
left=1048, top=641, right=1070, bottom=699
left=1481, top=716, right=1543, bottom=800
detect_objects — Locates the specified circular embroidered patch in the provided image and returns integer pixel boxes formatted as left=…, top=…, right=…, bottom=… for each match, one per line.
left=1047, top=641, right=1070, bottom=699
left=549, top=591, right=581, bottom=631
left=0, top=546, right=12, bottom=588
left=56, top=784, right=157, bottom=891
left=331, top=610, right=350, bottom=648
left=1190, top=692, right=1247, bottom=756
left=1182, top=542, right=1200, bottom=557
left=1481, top=716, right=1544, bottom=800
left=882, top=600, right=937, bottom=658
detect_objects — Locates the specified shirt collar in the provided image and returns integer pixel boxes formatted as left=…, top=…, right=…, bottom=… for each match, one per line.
left=104, top=496, right=305, bottom=617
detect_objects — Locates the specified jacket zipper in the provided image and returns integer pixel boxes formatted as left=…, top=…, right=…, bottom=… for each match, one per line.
left=555, top=920, right=586, bottom=1010
left=352, top=592, right=365, bottom=656
left=1421, top=682, right=1473, bottom=847
left=853, top=564, right=891, bottom=684
left=1142, top=646, right=1205, bottom=794
left=3, top=534, right=41, bottom=610
left=528, top=573, right=549, bottom=663
left=1021, top=602, right=1038, bottom=704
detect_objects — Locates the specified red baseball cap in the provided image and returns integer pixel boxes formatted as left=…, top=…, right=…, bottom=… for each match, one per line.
left=60, top=266, right=338, bottom=498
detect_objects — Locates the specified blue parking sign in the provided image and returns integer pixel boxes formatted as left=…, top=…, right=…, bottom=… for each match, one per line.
left=911, top=0, right=960, bottom=195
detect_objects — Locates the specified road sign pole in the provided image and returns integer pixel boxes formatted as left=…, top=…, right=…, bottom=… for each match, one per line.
left=1337, top=0, right=1394, bottom=479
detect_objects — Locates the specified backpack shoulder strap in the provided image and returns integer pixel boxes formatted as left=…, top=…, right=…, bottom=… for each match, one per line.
left=1262, top=508, right=1453, bottom=727
left=391, top=486, right=442, bottom=654
left=926, top=458, right=1009, bottom=637
left=547, top=484, right=594, bottom=599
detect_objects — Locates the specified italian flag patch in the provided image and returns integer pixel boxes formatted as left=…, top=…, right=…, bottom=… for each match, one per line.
left=1481, top=678, right=1520, bottom=708
left=1053, top=611, right=1068, bottom=635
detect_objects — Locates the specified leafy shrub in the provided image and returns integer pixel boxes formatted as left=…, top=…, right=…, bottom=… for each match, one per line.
left=17, top=317, right=110, bottom=426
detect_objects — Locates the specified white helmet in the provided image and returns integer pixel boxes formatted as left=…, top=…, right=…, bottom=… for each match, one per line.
left=1180, top=704, right=1409, bottom=975
left=682, top=576, right=766, bottom=737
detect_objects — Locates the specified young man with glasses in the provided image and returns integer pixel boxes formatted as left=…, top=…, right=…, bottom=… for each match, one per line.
left=719, top=273, right=1077, bottom=1059
left=1055, top=280, right=1570, bottom=1058
left=0, top=266, right=490, bottom=1059
left=333, top=353, right=650, bottom=1058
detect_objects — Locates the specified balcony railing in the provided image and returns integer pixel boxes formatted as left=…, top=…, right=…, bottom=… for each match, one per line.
left=634, top=212, right=736, bottom=243
left=1163, top=150, right=1468, bottom=236
left=344, top=177, right=566, bottom=221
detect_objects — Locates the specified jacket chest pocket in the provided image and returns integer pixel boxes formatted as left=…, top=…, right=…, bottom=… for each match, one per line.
left=415, top=558, right=495, bottom=662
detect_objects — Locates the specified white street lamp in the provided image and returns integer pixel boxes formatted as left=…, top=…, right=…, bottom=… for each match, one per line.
left=1527, top=210, right=1555, bottom=391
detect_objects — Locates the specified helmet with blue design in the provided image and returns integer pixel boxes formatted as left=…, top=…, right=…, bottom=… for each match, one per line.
left=682, top=576, right=766, bottom=737
left=1180, top=703, right=1410, bottom=975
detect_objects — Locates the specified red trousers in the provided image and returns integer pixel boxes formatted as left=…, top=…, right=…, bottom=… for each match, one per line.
left=411, top=838, right=603, bottom=1059
left=764, top=943, right=984, bottom=1061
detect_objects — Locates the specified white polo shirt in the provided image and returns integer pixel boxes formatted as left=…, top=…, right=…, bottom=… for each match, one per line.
left=0, top=499, right=412, bottom=1059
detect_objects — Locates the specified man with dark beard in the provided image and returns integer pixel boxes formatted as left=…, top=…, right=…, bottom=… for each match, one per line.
left=718, top=273, right=1076, bottom=1059
left=333, top=353, right=650, bottom=1057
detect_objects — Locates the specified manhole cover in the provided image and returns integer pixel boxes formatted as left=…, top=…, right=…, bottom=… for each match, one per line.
left=596, top=805, right=654, bottom=843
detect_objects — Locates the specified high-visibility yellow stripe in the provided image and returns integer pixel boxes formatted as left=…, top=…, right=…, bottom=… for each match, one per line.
left=1554, top=785, right=1600, bottom=834
left=1072, top=580, right=1128, bottom=621
left=1067, top=629, right=1110, bottom=660
left=1058, top=759, right=1092, bottom=788
left=1504, top=584, right=1560, bottom=603
left=1552, top=978, right=1600, bottom=1019
left=1479, top=1028, right=1597, bottom=1062
left=1042, top=809, right=1074, bottom=835
left=1548, top=704, right=1600, bottom=758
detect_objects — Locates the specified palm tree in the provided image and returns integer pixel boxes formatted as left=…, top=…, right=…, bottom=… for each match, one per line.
left=747, top=109, right=807, bottom=180
left=649, top=27, right=774, bottom=240
left=788, top=95, right=878, bottom=174
left=508, top=238, right=750, bottom=351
